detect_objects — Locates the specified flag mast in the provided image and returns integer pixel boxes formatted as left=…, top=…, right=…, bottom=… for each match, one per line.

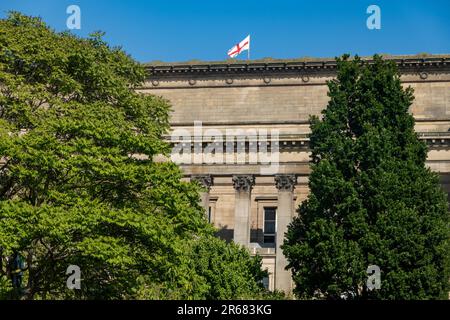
left=248, top=35, right=250, bottom=60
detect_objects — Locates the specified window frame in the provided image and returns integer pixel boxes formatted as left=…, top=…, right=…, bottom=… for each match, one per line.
left=263, top=206, right=277, bottom=244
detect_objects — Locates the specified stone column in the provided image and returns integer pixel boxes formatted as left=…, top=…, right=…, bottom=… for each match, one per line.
left=274, top=174, right=296, bottom=294
left=191, top=175, right=213, bottom=217
left=232, top=175, right=255, bottom=247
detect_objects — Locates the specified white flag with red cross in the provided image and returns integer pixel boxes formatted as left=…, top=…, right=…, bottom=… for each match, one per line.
left=227, top=35, right=250, bottom=58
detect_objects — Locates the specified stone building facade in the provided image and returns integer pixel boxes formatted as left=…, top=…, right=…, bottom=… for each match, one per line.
left=140, top=56, right=450, bottom=294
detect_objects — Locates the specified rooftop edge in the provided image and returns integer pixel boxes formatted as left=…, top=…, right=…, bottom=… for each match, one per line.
left=144, top=54, right=450, bottom=76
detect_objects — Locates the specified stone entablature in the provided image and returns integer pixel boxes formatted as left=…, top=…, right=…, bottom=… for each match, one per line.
left=167, top=131, right=450, bottom=152
left=144, top=57, right=450, bottom=89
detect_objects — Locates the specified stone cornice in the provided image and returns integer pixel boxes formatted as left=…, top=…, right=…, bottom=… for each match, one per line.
left=168, top=117, right=450, bottom=127
left=145, top=56, right=450, bottom=78
left=167, top=132, right=450, bottom=151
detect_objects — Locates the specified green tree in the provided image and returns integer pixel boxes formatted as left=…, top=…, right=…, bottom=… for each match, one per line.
left=136, top=236, right=269, bottom=300
left=0, top=12, right=266, bottom=300
left=283, top=55, right=450, bottom=300
left=189, top=236, right=267, bottom=300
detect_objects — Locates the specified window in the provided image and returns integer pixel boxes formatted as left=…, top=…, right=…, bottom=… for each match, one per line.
left=263, top=207, right=276, bottom=244
left=208, top=197, right=218, bottom=225
left=208, top=206, right=212, bottom=223
left=262, top=276, right=270, bottom=290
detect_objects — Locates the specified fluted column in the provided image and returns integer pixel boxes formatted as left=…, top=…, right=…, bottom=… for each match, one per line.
left=232, top=175, right=255, bottom=247
left=191, top=175, right=214, bottom=217
left=274, top=174, right=296, bottom=294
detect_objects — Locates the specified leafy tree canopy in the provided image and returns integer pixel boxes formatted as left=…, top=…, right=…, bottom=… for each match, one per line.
left=283, top=54, right=450, bottom=300
left=0, top=12, right=266, bottom=299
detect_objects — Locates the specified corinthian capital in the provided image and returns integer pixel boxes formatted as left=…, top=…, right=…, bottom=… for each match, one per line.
left=232, top=175, right=255, bottom=192
left=275, top=174, right=296, bottom=191
left=191, top=175, right=214, bottom=191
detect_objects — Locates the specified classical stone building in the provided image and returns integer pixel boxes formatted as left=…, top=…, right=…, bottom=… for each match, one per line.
left=140, top=55, right=450, bottom=294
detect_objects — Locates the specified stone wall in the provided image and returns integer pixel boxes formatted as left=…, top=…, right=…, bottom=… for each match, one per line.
left=140, top=72, right=450, bottom=127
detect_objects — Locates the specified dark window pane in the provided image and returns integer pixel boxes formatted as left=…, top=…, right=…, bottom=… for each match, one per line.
left=262, top=277, right=269, bottom=289
left=264, top=235, right=275, bottom=243
left=264, top=221, right=275, bottom=234
left=264, top=208, right=276, bottom=220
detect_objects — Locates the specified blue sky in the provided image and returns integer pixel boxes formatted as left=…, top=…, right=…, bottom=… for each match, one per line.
left=1, top=0, right=449, bottom=62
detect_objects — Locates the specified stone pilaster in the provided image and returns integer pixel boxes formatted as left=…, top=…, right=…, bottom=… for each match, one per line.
left=232, top=175, right=255, bottom=247
left=192, top=175, right=214, bottom=217
left=274, top=174, right=296, bottom=294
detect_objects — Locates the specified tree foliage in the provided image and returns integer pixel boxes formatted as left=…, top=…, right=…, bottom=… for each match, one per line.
left=0, top=12, right=266, bottom=299
left=283, top=55, right=450, bottom=299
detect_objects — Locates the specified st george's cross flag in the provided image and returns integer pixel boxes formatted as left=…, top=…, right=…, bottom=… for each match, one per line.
left=227, top=35, right=250, bottom=58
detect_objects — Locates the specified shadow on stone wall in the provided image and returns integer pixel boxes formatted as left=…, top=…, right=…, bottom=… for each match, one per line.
left=439, top=173, right=450, bottom=204
left=214, top=226, right=277, bottom=248
left=215, top=225, right=233, bottom=243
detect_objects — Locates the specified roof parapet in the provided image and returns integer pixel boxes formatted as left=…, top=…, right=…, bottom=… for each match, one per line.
left=145, top=56, right=450, bottom=77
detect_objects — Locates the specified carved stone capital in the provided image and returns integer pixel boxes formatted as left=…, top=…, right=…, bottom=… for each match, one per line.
left=275, top=174, right=296, bottom=192
left=191, top=175, right=214, bottom=191
left=232, top=175, right=255, bottom=192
